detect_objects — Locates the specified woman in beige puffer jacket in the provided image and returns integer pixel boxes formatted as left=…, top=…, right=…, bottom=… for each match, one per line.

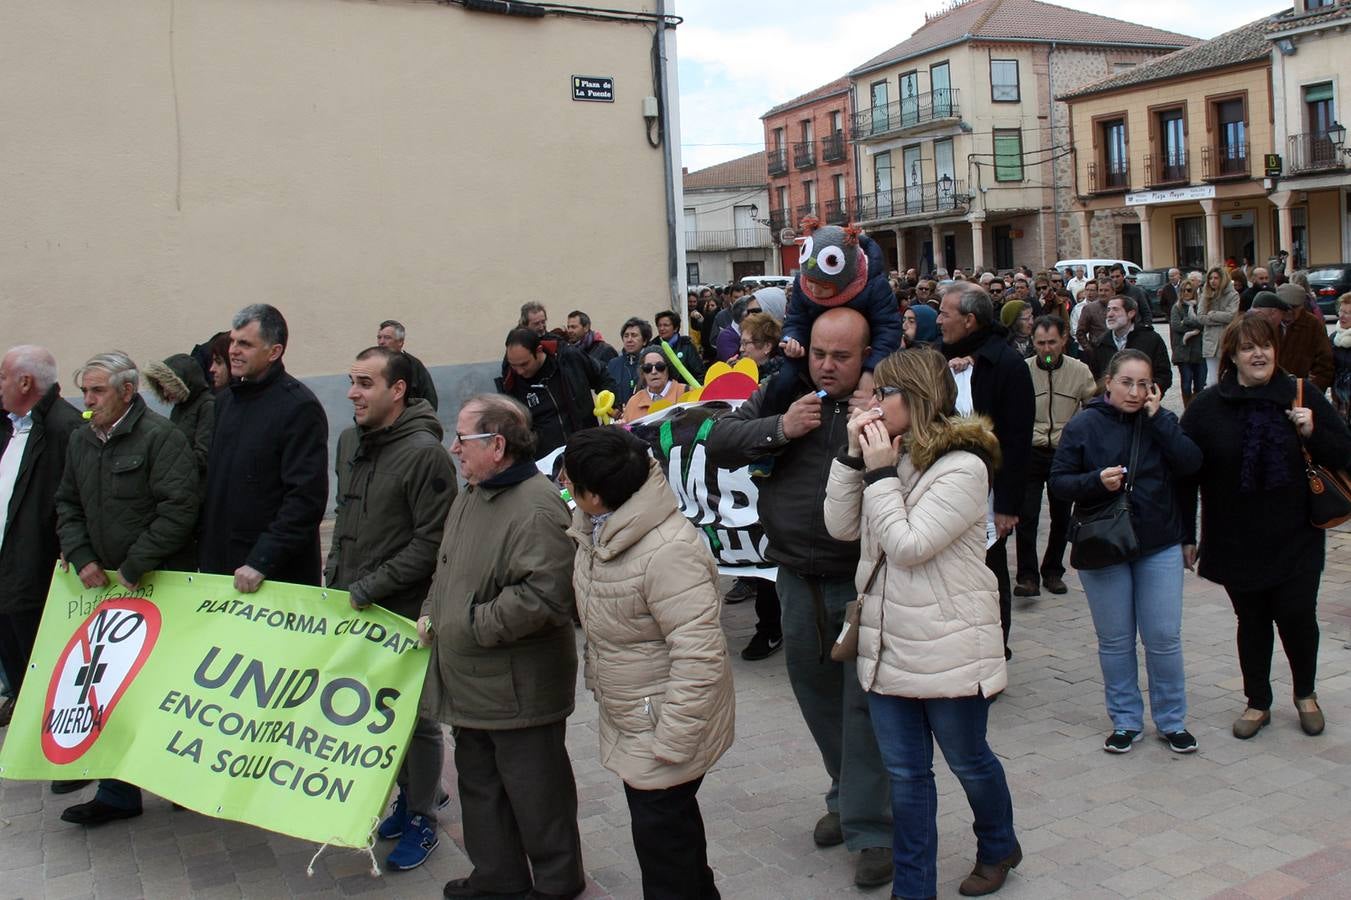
left=823, top=347, right=1020, bottom=900
left=563, top=427, right=734, bottom=900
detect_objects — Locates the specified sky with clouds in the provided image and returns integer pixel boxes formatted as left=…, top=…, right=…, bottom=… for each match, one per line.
left=674, top=0, right=1287, bottom=172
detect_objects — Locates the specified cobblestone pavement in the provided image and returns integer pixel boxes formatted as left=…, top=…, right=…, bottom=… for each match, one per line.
left=6, top=400, right=1351, bottom=898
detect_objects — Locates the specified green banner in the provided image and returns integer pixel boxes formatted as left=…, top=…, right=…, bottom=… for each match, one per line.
left=0, top=568, right=429, bottom=848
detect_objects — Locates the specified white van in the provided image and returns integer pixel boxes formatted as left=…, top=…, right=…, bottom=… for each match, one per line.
left=740, top=275, right=793, bottom=290
left=1052, top=258, right=1143, bottom=278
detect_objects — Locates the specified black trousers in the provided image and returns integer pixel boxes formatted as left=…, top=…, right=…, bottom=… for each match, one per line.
left=1224, top=571, right=1321, bottom=710
left=0, top=608, right=43, bottom=694
left=754, top=578, right=781, bottom=641
left=986, top=536, right=1011, bottom=652
left=624, top=776, right=719, bottom=900
left=1015, top=448, right=1070, bottom=584
left=454, top=721, right=585, bottom=895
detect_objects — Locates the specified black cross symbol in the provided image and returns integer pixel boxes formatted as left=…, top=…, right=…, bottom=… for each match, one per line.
left=75, top=643, right=107, bottom=705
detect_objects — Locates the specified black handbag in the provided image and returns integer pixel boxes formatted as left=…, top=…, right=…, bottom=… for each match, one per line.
left=1068, top=416, right=1142, bottom=570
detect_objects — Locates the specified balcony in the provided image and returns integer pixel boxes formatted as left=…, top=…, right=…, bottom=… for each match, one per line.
left=684, top=227, right=773, bottom=251
left=794, top=142, right=816, bottom=170
left=821, top=130, right=846, bottom=163
left=767, top=208, right=788, bottom=232
left=1143, top=151, right=1189, bottom=188
left=796, top=202, right=819, bottom=224
left=824, top=198, right=851, bottom=225
left=1087, top=161, right=1130, bottom=194
left=1202, top=143, right=1249, bottom=180
left=766, top=147, right=788, bottom=177
left=1288, top=132, right=1343, bottom=174
left=855, top=180, right=967, bottom=222
left=850, top=89, right=961, bottom=141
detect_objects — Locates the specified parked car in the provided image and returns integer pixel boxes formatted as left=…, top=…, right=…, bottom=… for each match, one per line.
left=1134, top=267, right=1172, bottom=320
left=740, top=275, right=793, bottom=291
left=1052, top=258, right=1143, bottom=280
left=1307, top=264, right=1351, bottom=316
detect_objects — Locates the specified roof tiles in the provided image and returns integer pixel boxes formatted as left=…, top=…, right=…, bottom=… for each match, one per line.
left=683, top=151, right=768, bottom=191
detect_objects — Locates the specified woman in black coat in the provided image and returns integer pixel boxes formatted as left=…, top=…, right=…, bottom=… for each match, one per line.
left=1181, top=313, right=1351, bottom=739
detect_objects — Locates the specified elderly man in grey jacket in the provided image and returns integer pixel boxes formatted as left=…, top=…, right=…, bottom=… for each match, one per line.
left=419, top=394, right=585, bottom=900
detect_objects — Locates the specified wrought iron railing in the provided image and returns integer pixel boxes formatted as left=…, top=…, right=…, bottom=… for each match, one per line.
left=684, top=227, right=773, bottom=251
left=1087, top=160, right=1130, bottom=193
left=766, top=147, right=788, bottom=177
left=1143, top=151, right=1188, bottom=187
left=850, top=89, right=960, bottom=140
left=821, top=131, right=846, bottom=163
left=1288, top=132, right=1343, bottom=173
left=854, top=180, right=967, bottom=221
left=794, top=142, right=816, bottom=170
left=1202, top=143, right=1249, bottom=179
left=824, top=198, right=851, bottom=224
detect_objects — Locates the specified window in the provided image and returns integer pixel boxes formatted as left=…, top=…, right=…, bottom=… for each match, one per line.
left=870, top=80, right=890, bottom=135
left=800, top=118, right=814, bottom=143
left=1307, top=0, right=1333, bottom=8
left=1111, top=62, right=1136, bottom=74
left=831, top=110, right=842, bottom=132
left=833, top=173, right=846, bottom=200
left=903, top=145, right=923, bottom=213
left=683, top=207, right=697, bottom=233
left=993, top=129, right=1023, bottom=182
left=802, top=180, right=816, bottom=215
left=1157, top=109, right=1186, bottom=182
left=1214, top=97, right=1247, bottom=175
left=900, top=70, right=919, bottom=126
left=993, top=225, right=1014, bottom=270
left=931, top=62, right=952, bottom=116
left=934, top=139, right=956, bottom=189
left=874, top=151, right=893, bottom=217
left=772, top=127, right=784, bottom=149
left=1175, top=216, right=1205, bottom=271
left=1306, top=82, right=1335, bottom=135
left=1100, top=118, right=1128, bottom=188
left=991, top=59, right=1019, bottom=102
left=686, top=262, right=700, bottom=284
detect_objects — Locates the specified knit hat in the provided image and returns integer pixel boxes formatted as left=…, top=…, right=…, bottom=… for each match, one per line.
left=752, top=287, right=787, bottom=324
left=999, top=300, right=1027, bottom=329
left=1275, top=283, right=1307, bottom=309
left=1250, top=291, right=1283, bottom=310
left=795, top=217, right=868, bottom=308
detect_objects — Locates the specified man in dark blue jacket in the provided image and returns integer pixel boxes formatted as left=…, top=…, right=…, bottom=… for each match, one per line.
left=937, top=283, right=1035, bottom=658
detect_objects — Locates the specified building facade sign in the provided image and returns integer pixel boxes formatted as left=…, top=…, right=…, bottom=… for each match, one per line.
left=1125, top=185, right=1216, bottom=206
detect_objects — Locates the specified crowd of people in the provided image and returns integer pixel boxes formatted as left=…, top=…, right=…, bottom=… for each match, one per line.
left=0, top=243, right=1349, bottom=899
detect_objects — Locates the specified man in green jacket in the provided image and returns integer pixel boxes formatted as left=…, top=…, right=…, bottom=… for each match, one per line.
left=325, top=347, right=456, bottom=872
left=55, top=351, right=199, bottom=827
left=420, top=393, right=585, bottom=900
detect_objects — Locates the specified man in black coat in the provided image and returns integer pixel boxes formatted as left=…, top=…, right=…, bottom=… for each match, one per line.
left=497, top=328, right=616, bottom=458
left=1091, top=296, right=1172, bottom=395
left=377, top=319, right=438, bottom=411
left=0, top=346, right=82, bottom=727
left=200, top=304, right=328, bottom=591
left=1110, top=263, right=1154, bottom=325
left=937, top=283, right=1035, bottom=657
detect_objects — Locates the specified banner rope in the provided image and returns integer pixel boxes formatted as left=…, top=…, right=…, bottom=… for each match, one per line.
left=306, top=816, right=382, bottom=878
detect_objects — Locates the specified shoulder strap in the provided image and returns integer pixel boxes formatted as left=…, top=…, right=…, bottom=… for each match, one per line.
left=1125, top=415, right=1143, bottom=493
left=861, top=553, right=887, bottom=593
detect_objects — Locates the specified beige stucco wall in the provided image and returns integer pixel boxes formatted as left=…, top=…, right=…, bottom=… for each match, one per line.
left=1271, top=26, right=1346, bottom=146
left=0, top=0, right=673, bottom=378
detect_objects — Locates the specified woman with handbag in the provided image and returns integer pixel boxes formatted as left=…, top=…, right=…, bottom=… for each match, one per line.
left=1049, top=349, right=1203, bottom=754
left=1179, top=314, right=1351, bottom=739
left=824, top=348, right=1020, bottom=900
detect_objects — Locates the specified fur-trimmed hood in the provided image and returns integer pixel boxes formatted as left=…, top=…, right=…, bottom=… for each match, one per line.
left=144, top=353, right=208, bottom=405
left=910, top=414, right=1002, bottom=477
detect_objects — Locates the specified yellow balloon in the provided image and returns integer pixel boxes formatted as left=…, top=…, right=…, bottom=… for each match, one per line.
left=593, top=390, right=616, bottom=425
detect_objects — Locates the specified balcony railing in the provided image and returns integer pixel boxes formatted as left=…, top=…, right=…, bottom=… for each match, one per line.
left=684, top=227, right=773, bottom=251
left=1202, top=143, right=1249, bottom=180
left=796, top=202, right=819, bottom=223
left=1143, top=151, right=1189, bottom=188
left=794, top=142, right=816, bottom=170
left=824, top=198, right=851, bottom=225
left=855, top=180, right=967, bottom=221
left=821, top=130, right=846, bottom=163
left=1288, top=132, right=1344, bottom=174
left=766, top=147, right=788, bottom=177
left=767, top=208, right=788, bottom=232
left=850, top=89, right=961, bottom=141
left=1087, top=161, right=1130, bottom=193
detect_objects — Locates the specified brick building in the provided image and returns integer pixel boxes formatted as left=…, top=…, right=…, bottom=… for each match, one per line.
left=760, top=76, right=856, bottom=276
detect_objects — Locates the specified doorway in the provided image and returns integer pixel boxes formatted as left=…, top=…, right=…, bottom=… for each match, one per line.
left=944, top=234, right=958, bottom=272
left=1221, top=211, right=1255, bottom=268
left=733, top=260, right=765, bottom=281
left=1121, top=224, right=1142, bottom=265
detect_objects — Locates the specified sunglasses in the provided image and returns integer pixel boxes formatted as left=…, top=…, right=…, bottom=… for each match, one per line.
left=745, top=306, right=762, bottom=314
left=641, top=363, right=668, bottom=373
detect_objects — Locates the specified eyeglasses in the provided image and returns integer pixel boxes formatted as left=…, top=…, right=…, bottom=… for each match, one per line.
left=745, top=306, right=762, bottom=314
left=989, top=286, right=1004, bottom=293
left=641, top=363, right=668, bottom=373
left=873, top=386, right=903, bottom=401
left=455, top=432, right=497, bottom=444
left=1112, top=378, right=1152, bottom=394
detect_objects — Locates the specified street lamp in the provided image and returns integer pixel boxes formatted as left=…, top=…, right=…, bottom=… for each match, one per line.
left=1328, top=122, right=1348, bottom=159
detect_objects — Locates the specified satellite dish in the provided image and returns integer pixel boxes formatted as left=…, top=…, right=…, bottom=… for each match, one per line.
left=779, top=227, right=796, bottom=243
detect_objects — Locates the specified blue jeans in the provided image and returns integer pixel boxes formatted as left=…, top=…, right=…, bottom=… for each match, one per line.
left=1078, top=543, right=1187, bottom=733
left=1177, top=362, right=1206, bottom=395
left=867, top=693, right=1017, bottom=900
left=777, top=569, right=892, bottom=851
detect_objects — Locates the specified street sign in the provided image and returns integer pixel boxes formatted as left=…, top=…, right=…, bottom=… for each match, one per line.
left=572, top=76, right=614, bottom=102
left=1265, top=154, right=1283, bottom=177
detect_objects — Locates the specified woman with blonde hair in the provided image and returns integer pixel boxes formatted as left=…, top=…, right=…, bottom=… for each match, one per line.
left=825, top=347, right=1021, bottom=900
left=1196, top=265, right=1240, bottom=386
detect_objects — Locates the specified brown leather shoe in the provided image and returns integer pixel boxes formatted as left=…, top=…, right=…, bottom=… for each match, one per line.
left=958, top=844, right=1022, bottom=896
left=1296, top=694, right=1325, bottom=736
left=1012, top=579, right=1039, bottom=598
left=1232, top=707, right=1271, bottom=739
left=1043, top=575, right=1068, bottom=594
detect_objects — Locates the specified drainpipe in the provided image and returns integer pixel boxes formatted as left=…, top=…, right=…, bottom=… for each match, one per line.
left=1048, top=41, right=1060, bottom=264
left=657, top=0, right=681, bottom=314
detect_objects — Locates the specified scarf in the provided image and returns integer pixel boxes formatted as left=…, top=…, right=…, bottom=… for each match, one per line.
left=1238, top=400, right=1296, bottom=493
left=941, top=326, right=992, bottom=360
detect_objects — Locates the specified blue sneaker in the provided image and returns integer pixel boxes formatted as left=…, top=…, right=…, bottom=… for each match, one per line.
left=377, top=790, right=408, bottom=840
left=387, top=814, right=439, bottom=871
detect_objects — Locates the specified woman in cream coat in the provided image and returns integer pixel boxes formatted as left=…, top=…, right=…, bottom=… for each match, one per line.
left=563, top=426, right=734, bottom=900
left=825, top=347, right=1020, bottom=900
left=1196, top=265, right=1240, bottom=386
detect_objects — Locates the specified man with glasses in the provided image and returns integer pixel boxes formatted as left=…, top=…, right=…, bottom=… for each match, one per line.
left=1090, top=296, right=1171, bottom=394
left=423, top=394, right=586, bottom=900
left=327, top=346, right=456, bottom=871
